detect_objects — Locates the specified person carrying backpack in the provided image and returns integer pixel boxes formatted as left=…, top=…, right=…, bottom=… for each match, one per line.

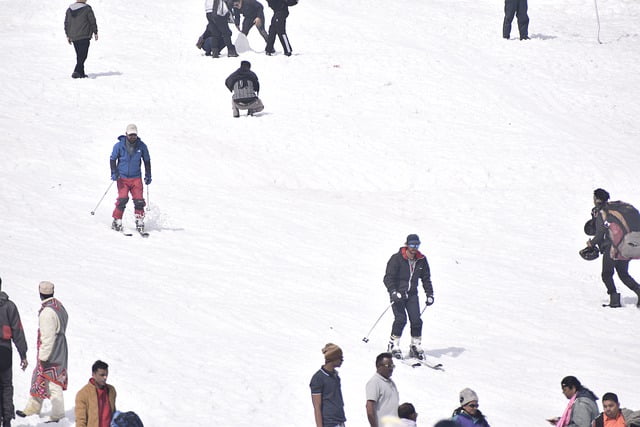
left=224, top=61, right=264, bottom=117
left=586, top=188, right=640, bottom=308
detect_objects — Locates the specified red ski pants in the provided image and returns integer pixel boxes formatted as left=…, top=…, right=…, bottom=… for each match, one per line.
left=112, top=177, right=145, bottom=219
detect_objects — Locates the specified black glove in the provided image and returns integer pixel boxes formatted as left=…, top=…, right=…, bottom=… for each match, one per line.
left=425, top=295, right=434, bottom=306
left=111, top=171, right=119, bottom=181
left=390, top=291, right=404, bottom=303
left=144, top=175, right=152, bottom=185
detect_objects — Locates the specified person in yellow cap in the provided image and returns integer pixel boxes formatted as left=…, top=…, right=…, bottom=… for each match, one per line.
left=310, top=343, right=345, bottom=427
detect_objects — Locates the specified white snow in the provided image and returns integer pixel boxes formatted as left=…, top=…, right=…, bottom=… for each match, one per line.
left=1, top=0, right=640, bottom=425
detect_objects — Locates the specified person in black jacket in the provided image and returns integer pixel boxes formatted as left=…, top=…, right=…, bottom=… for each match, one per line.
left=64, top=0, right=98, bottom=78
left=231, top=0, right=269, bottom=42
left=503, top=0, right=529, bottom=40
left=265, top=0, right=292, bottom=56
left=587, top=188, right=640, bottom=308
left=383, top=234, right=434, bottom=360
left=0, top=277, right=28, bottom=427
left=225, top=61, right=264, bottom=117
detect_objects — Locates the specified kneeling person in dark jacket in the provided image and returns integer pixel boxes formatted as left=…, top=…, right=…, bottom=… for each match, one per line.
left=224, top=60, right=264, bottom=117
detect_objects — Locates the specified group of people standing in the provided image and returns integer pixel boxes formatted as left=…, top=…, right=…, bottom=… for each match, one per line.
left=309, top=344, right=491, bottom=427
left=197, top=0, right=293, bottom=58
left=0, top=278, right=120, bottom=426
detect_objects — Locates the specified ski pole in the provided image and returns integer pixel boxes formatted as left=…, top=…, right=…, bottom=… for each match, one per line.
left=145, top=186, right=150, bottom=211
left=90, top=181, right=114, bottom=215
left=594, top=0, right=602, bottom=44
left=362, top=302, right=394, bottom=343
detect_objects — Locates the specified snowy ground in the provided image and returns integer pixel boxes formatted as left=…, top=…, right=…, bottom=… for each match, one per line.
left=1, top=0, right=640, bottom=425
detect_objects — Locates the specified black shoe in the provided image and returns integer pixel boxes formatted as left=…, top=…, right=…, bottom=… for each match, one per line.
left=211, top=48, right=220, bottom=58
left=16, top=410, right=27, bottom=418
left=265, top=48, right=275, bottom=56
left=520, top=36, right=530, bottom=40
left=71, top=72, right=82, bottom=79
left=284, top=51, right=292, bottom=57
left=227, top=46, right=239, bottom=57
left=196, top=36, right=204, bottom=49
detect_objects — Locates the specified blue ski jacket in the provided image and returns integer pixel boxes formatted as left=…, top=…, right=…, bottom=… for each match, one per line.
left=110, top=136, right=151, bottom=179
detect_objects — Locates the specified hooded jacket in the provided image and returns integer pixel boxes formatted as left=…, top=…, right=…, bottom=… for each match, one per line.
left=384, top=247, right=433, bottom=297
left=0, top=291, right=27, bottom=360
left=110, top=136, right=151, bottom=179
left=568, top=388, right=599, bottom=427
left=64, top=2, right=98, bottom=42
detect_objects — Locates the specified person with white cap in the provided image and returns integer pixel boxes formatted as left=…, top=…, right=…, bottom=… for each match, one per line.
left=383, top=234, right=434, bottom=360
left=309, top=343, right=346, bottom=427
left=0, top=277, right=29, bottom=427
left=109, top=124, right=152, bottom=233
left=16, top=281, right=69, bottom=423
left=451, top=388, right=490, bottom=427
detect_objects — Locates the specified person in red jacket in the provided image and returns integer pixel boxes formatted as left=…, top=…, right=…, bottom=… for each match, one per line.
left=75, top=360, right=116, bottom=427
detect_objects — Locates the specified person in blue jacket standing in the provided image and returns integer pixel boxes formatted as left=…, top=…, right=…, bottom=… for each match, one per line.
left=109, top=124, right=151, bottom=232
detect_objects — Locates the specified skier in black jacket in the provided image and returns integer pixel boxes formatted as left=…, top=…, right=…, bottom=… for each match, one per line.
left=383, top=234, right=434, bottom=360
left=265, top=0, right=291, bottom=56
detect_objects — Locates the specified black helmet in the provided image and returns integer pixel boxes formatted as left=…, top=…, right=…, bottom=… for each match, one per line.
left=584, top=219, right=596, bottom=236
left=579, top=246, right=599, bottom=261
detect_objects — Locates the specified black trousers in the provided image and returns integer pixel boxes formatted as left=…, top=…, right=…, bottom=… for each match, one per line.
left=206, top=12, right=234, bottom=50
left=390, top=293, right=423, bottom=338
left=242, top=11, right=268, bottom=41
left=503, top=0, right=529, bottom=39
left=266, top=10, right=291, bottom=55
left=601, top=250, right=640, bottom=295
left=72, top=38, right=90, bottom=75
left=0, top=347, right=14, bottom=424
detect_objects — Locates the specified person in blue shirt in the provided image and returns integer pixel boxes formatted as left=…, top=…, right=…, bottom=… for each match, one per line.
left=109, top=124, right=151, bottom=232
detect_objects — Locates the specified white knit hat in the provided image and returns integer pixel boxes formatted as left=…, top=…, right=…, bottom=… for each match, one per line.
left=459, top=388, right=479, bottom=406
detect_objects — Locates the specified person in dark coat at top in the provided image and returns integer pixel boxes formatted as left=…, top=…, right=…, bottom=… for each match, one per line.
left=64, top=0, right=98, bottom=78
left=231, top=0, right=269, bottom=42
left=225, top=60, right=264, bottom=117
left=503, top=0, right=529, bottom=40
left=265, top=0, right=292, bottom=56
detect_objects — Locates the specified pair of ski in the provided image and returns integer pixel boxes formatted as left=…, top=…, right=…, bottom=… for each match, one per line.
left=402, top=358, right=444, bottom=371
left=398, top=356, right=444, bottom=371
left=120, top=228, right=149, bottom=238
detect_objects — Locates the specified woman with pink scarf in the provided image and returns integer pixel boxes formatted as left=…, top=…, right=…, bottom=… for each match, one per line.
left=547, top=376, right=599, bottom=427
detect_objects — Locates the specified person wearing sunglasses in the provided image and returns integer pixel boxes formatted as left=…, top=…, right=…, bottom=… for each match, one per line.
left=451, top=388, right=490, bottom=427
left=383, top=234, right=434, bottom=360
left=365, top=353, right=399, bottom=427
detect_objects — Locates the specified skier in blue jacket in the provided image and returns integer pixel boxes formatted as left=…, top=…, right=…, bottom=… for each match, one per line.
left=109, top=124, right=151, bottom=232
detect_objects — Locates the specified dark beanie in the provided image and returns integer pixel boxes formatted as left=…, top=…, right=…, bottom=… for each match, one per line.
left=594, top=188, right=610, bottom=202
left=240, top=60, right=251, bottom=70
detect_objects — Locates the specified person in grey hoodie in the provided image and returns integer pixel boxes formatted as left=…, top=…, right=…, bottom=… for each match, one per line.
left=64, top=0, right=98, bottom=78
left=0, top=277, right=28, bottom=427
left=548, top=376, right=599, bottom=427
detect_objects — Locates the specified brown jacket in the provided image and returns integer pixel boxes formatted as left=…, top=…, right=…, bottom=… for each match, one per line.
left=75, top=381, right=117, bottom=427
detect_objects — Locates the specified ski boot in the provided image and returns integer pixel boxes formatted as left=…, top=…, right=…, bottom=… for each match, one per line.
left=409, top=336, right=425, bottom=360
left=608, top=292, right=622, bottom=308
left=111, top=218, right=122, bottom=232
left=387, top=335, right=403, bottom=360
left=135, top=217, right=145, bottom=233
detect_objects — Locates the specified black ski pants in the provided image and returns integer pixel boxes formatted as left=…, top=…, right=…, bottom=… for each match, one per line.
left=391, top=293, right=422, bottom=338
left=266, top=9, right=291, bottom=55
left=206, top=12, right=234, bottom=51
left=72, top=38, right=90, bottom=76
left=601, top=251, right=640, bottom=295
left=0, top=347, right=14, bottom=425
left=503, top=0, right=529, bottom=39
